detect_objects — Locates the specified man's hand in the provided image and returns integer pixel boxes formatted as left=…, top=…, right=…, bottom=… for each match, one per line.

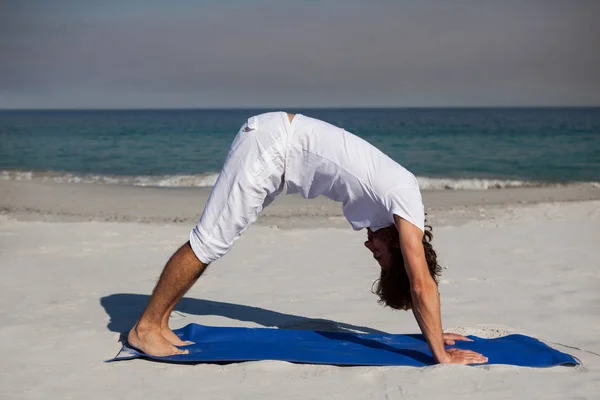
left=443, top=332, right=472, bottom=345
left=441, top=333, right=488, bottom=364
left=442, top=348, right=488, bottom=364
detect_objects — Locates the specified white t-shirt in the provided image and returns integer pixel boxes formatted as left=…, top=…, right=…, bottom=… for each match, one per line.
left=285, top=114, right=425, bottom=233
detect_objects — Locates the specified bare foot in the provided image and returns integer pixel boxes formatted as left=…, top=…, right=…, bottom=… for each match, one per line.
left=128, top=324, right=188, bottom=357
left=161, top=327, right=194, bottom=347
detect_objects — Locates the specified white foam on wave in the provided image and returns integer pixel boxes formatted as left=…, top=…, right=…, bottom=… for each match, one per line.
left=416, top=177, right=534, bottom=190
left=0, top=170, right=220, bottom=187
left=2, top=170, right=598, bottom=190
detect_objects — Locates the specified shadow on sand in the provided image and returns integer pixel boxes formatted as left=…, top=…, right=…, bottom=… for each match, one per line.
left=99, top=294, right=438, bottom=365
left=100, top=293, right=387, bottom=341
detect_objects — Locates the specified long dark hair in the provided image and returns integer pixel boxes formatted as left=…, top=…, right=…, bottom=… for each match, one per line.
left=373, top=224, right=441, bottom=310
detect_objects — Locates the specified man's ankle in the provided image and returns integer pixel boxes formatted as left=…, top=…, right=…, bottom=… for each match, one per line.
left=134, top=320, right=160, bottom=334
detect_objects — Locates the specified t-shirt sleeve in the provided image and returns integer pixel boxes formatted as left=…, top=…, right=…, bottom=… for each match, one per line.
left=384, top=187, right=425, bottom=233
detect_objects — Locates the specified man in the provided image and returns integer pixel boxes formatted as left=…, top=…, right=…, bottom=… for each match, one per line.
left=128, top=112, right=487, bottom=364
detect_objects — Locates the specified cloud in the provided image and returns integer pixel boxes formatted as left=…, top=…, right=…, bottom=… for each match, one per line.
left=1, top=0, right=599, bottom=107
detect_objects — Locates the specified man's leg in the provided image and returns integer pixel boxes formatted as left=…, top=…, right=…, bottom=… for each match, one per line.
left=159, top=269, right=200, bottom=346
left=128, top=242, right=207, bottom=356
left=129, top=113, right=288, bottom=357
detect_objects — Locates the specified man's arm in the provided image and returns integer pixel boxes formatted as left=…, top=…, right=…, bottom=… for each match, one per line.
left=394, top=215, right=487, bottom=365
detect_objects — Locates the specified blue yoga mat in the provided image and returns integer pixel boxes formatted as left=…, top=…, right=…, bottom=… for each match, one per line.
left=111, top=324, right=578, bottom=367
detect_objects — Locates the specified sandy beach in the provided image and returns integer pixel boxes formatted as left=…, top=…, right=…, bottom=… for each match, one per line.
left=1, top=180, right=599, bottom=399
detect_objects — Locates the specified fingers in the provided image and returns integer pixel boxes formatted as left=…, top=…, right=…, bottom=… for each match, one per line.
left=444, top=339, right=456, bottom=345
left=447, top=349, right=488, bottom=364
left=455, top=335, right=473, bottom=342
left=463, top=351, right=487, bottom=364
left=444, top=333, right=473, bottom=342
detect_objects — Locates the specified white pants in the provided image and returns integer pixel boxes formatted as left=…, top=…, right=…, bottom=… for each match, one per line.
left=189, top=112, right=292, bottom=264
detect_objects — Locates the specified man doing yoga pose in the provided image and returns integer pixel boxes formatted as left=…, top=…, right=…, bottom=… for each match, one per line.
left=128, top=112, right=487, bottom=364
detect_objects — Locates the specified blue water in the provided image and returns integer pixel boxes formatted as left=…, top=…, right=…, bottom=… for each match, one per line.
left=1, top=108, right=599, bottom=189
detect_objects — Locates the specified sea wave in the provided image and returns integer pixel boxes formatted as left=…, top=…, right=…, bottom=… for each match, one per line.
left=417, top=177, right=535, bottom=190
left=0, top=170, right=220, bottom=187
left=1, top=169, right=598, bottom=190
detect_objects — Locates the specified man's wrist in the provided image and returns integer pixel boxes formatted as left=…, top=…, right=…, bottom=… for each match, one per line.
left=435, top=350, right=451, bottom=364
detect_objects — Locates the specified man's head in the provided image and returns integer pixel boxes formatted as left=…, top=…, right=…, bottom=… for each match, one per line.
left=364, top=224, right=441, bottom=310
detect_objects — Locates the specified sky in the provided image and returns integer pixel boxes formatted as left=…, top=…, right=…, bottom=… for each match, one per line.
left=1, top=0, right=599, bottom=108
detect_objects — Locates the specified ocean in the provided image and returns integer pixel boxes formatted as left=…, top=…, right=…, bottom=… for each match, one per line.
left=1, top=108, right=599, bottom=190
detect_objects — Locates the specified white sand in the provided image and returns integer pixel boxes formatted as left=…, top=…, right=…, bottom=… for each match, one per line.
left=1, top=182, right=599, bottom=399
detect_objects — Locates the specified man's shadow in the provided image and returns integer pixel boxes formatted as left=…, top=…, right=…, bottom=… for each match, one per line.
left=101, top=294, right=436, bottom=365
left=100, top=293, right=387, bottom=339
